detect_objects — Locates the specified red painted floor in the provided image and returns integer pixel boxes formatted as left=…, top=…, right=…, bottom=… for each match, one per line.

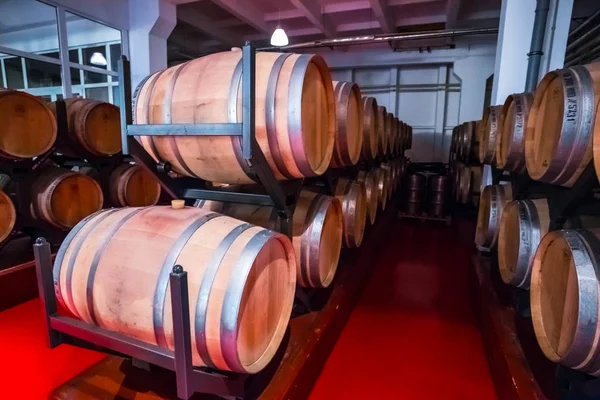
left=309, top=219, right=497, bottom=400
left=0, top=299, right=105, bottom=399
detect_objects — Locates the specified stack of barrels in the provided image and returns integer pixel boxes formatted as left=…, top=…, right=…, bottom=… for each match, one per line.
left=473, top=62, right=600, bottom=376
left=26, top=48, right=413, bottom=377
left=449, top=121, right=483, bottom=208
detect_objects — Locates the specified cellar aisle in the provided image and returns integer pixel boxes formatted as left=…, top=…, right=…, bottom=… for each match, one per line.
left=309, top=219, right=497, bottom=400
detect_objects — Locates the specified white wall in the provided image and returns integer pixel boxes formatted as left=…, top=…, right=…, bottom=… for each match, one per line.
left=323, top=41, right=497, bottom=163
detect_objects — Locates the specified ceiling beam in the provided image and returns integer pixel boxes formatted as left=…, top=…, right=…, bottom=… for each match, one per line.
left=210, top=0, right=270, bottom=33
left=177, top=9, right=243, bottom=47
left=445, top=0, right=462, bottom=28
left=288, top=0, right=337, bottom=38
left=368, top=0, right=396, bottom=33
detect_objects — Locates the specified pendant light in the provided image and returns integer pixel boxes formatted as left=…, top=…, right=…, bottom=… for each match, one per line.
left=270, top=5, right=288, bottom=47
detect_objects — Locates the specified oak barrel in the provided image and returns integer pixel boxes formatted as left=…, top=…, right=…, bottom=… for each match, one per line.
left=357, top=169, right=379, bottom=225
left=334, top=178, right=367, bottom=248
left=530, top=229, right=600, bottom=375
left=459, top=121, right=478, bottom=162
left=134, top=51, right=335, bottom=184
left=31, top=168, right=104, bottom=229
left=479, top=105, right=502, bottom=164
left=376, top=106, right=387, bottom=156
left=475, top=183, right=513, bottom=249
left=109, top=164, right=161, bottom=207
left=374, top=168, right=389, bottom=210
left=361, top=97, right=379, bottom=160
left=331, top=81, right=363, bottom=167
left=385, top=113, right=394, bottom=155
left=526, top=63, right=600, bottom=187
left=497, top=93, right=533, bottom=172
left=0, top=189, right=15, bottom=243
left=52, top=98, right=122, bottom=156
left=53, top=205, right=296, bottom=373
left=197, top=191, right=342, bottom=288
left=498, top=198, right=549, bottom=288
left=0, top=88, right=57, bottom=159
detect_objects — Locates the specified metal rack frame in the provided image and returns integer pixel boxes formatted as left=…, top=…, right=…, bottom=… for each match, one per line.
left=117, top=42, right=299, bottom=239
left=34, top=237, right=247, bottom=400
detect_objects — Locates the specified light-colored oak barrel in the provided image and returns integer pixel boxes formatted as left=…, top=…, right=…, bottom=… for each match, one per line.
left=331, top=81, right=363, bottom=167
left=357, top=169, right=379, bottom=225
left=376, top=106, right=387, bottom=156
left=475, top=183, right=513, bottom=249
left=530, top=229, right=600, bottom=375
left=0, top=88, right=57, bottom=159
left=479, top=105, right=502, bottom=164
left=361, top=97, right=379, bottom=160
left=51, top=98, right=122, bottom=156
left=497, top=93, right=533, bottom=172
left=0, top=189, right=16, bottom=243
left=31, top=168, right=104, bottom=229
left=334, top=178, right=367, bottom=248
left=53, top=205, right=296, bottom=374
left=109, top=164, right=161, bottom=207
left=135, top=51, right=335, bottom=185
left=197, top=190, right=342, bottom=288
left=498, top=198, right=549, bottom=289
left=526, top=63, right=600, bottom=187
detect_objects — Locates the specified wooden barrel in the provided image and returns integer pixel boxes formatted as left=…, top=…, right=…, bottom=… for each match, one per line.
left=0, top=189, right=16, bottom=243
left=526, top=64, right=600, bottom=187
left=361, top=97, right=379, bottom=160
left=31, top=168, right=104, bottom=229
left=52, top=98, right=122, bottom=156
left=135, top=51, right=335, bottom=185
left=530, top=229, right=600, bottom=375
left=475, top=183, right=513, bottom=249
left=53, top=205, right=296, bottom=374
left=197, top=191, right=342, bottom=288
left=470, top=166, right=483, bottom=207
left=374, top=168, right=388, bottom=210
left=376, top=106, right=387, bottom=156
left=331, top=81, right=363, bottom=167
left=0, top=88, right=57, bottom=159
left=497, top=93, right=533, bottom=172
left=454, top=162, right=465, bottom=203
left=385, top=113, right=394, bottom=155
left=334, top=178, right=367, bottom=248
left=357, top=169, right=379, bottom=225
left=460, top=121, right=477, bottom=162
left=479, top=105, right=502, bottom=164
left=458, top=165, right=473, bottom=205
left=498, top=199, right=549, bottom=288
left=109, top=164, right=161, bottom=207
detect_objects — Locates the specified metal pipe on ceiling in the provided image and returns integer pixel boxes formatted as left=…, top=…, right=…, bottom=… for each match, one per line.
left=258, top=27, right=498, bottom=51
left=568, top=7, right=600, bottom=41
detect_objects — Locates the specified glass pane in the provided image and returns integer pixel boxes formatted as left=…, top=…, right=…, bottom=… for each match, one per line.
left=0, top=0, right=59, bottom=58
left=110, top=43, right=121, bottom=82
left=26, top=58, right=62, bottom=88
left=69, top=49, right=80, bottom=85
left=1, top=54, right=25, bottom=89
left=112, top=85, right=120, bottom=107
left=82, top=46, right=107, bottom=83
left=86, top=87, right=108, bottom=102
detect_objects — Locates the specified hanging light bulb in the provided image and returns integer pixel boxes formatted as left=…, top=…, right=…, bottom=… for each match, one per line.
left=90, top=52, right=107, bottom=66
left=270, top=26, right=288, bottom=47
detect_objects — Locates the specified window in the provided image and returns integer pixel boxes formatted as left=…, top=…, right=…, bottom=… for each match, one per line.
left=0, top=1, right=127, bottom=105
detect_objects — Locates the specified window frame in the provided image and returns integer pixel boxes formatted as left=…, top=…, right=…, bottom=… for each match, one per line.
left=0, top=0, right=129, bottom=102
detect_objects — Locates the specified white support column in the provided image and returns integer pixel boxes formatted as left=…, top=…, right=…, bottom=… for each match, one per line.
left=539, top=0, right=573, bottom=76
left=491, top=0, right=536, bottom=105
left=453, top=55, right=496, bottom=123
left=129, top=0, right=176, bottom=90
left=434, top=65, right=448, bottom=162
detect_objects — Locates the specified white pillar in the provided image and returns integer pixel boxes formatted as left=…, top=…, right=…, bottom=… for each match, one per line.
left=129, top=0, right=176, bottom=90
left=491, top=0, right=536, bottom=105
left=539, top=0, right=573, bottom=76
left=453, top=55, right=496, bottom=123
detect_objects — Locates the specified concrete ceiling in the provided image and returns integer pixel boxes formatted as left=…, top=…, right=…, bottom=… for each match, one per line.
left=166, top=0, right=502, bottom=62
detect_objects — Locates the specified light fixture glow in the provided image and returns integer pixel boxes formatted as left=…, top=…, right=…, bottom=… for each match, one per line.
left=90, top=52, right=107, bottom=66
left=270, top=27, right=289, bottom=47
